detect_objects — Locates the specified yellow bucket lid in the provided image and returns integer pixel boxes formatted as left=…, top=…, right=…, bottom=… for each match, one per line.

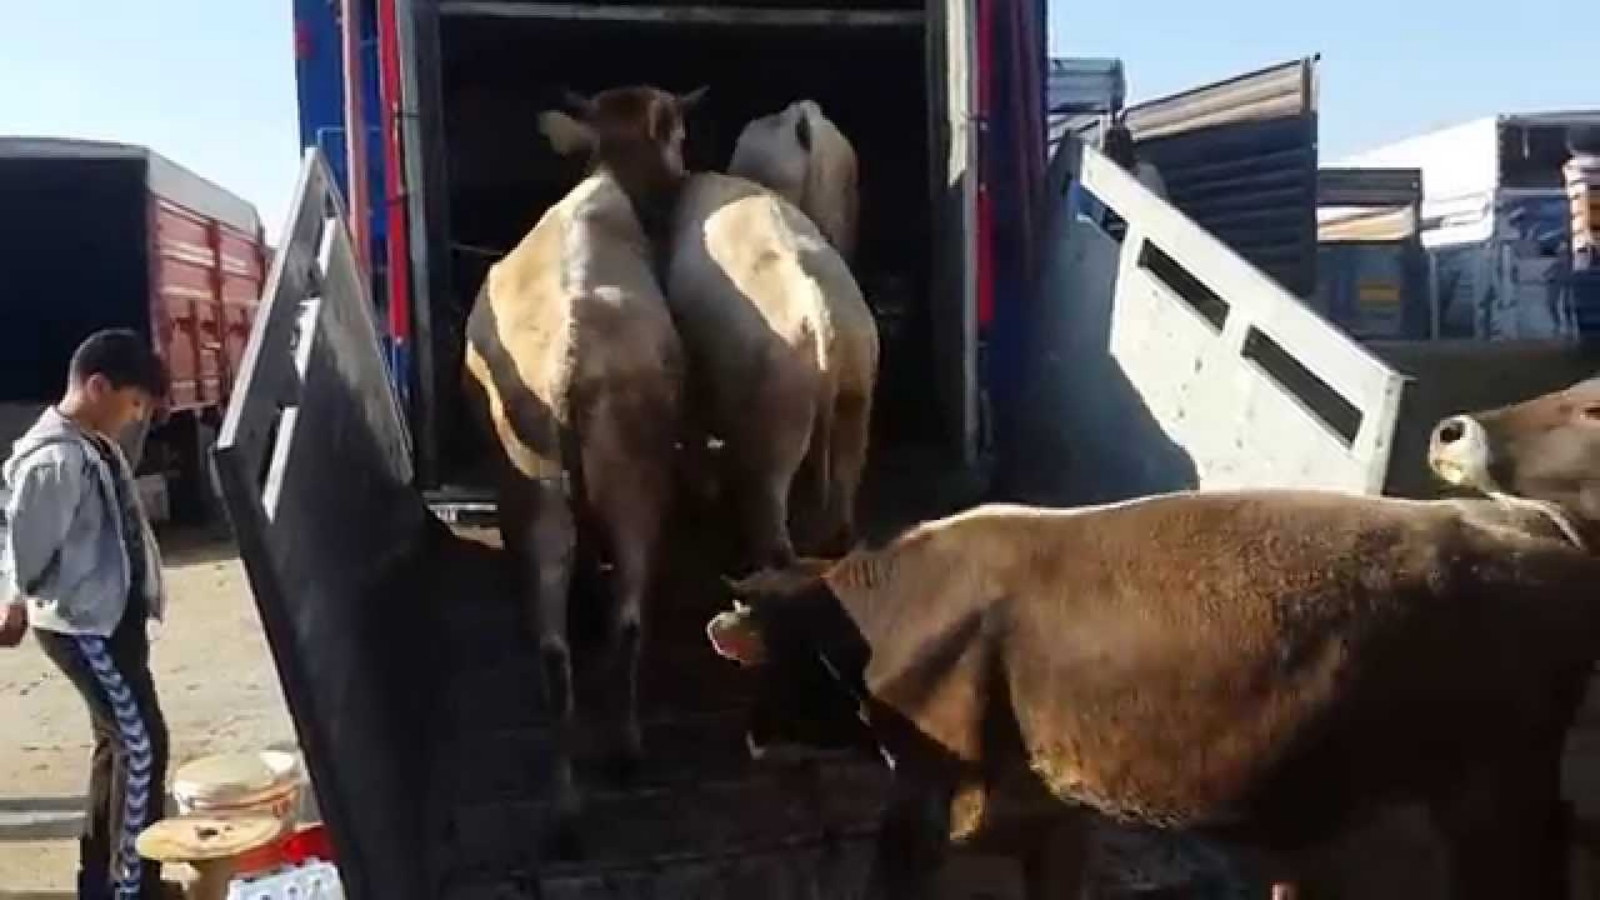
left=173, top=751, right=301, bottom=806
left=136, top=815, right=285, bottom=863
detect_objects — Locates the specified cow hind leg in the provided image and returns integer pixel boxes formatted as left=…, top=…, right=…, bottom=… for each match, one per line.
left=583, top=397, right=676, bottom=782
left=726, top=407, right=811, bottom=572
left=789, top=425, right=831, bottom=554
left=589, top=477, right=669, bottom=782
left=510, top=479, right=583, bottom=850
left=818, top=388, right=872, bottom=557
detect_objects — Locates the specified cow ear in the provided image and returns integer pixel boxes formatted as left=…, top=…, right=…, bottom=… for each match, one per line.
left=707, top=608, right=767, bottom=666
left=678, top=85, right=709, bottom=113
left=539, top=111, right=596, bottom=158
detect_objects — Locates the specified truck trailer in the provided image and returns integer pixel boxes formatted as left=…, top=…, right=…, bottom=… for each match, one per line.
left=0, top=137, right=267, bottom=524
left=229, top=3, right=1600, bottom=898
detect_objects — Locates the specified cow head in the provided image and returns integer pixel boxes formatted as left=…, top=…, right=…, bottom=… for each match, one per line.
left=539, top=84, right=708, bottom=188
left=707, top=560, right=877, bottom=760
left=1430, top=376, right=1600, bottom=543
left=728, top=99, right=859, bottom=260
left=727, top=102, right=814, bottom=210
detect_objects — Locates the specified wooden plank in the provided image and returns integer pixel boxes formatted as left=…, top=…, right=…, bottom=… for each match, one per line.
left=438, top=2, right=925, bottom=27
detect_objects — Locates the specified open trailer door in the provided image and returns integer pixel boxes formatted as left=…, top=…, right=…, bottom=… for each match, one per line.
left=212, top=148, right=437, bottom=900
left=928, top=0, right=982, bottom=466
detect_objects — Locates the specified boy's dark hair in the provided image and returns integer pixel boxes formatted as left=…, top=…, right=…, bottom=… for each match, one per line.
left=69, top=329, right=169, bottom=399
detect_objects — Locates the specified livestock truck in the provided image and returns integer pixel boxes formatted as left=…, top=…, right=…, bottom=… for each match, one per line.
left=0, top=137, right=267, bottom=525
left=225, top=3, right=1600, bottom=898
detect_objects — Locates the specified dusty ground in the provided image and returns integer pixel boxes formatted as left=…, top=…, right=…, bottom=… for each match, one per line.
left=0, top=528, right=296, bottom=899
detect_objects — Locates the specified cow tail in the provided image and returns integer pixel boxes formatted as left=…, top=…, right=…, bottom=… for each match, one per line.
left=809, top=378, right=835, bottom=532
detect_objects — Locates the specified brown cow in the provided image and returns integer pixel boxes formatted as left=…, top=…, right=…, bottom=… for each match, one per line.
left=462, top=85, right=701, bottom=837
left=665, top=171, right=879, bottom=568
left=728, top=99, right=860, bottom=264
left=707, top=483, right=1600, bottom=899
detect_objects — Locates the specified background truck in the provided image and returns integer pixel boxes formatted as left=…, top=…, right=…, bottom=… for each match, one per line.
left=229, top=3, right=1600, bottom=899
left=0, top=137, right=268, bottom=525
left=1339, top=112, right=1600, bottom=341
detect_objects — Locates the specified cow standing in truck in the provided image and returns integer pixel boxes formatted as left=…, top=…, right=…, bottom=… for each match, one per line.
left=462, top=85, right=700, bottom=842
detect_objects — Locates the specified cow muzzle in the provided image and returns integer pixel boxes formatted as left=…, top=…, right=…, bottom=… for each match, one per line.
left=1429, top=415, right=1496, bottom=490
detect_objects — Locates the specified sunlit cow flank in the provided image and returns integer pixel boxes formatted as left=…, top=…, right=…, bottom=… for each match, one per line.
left=664, top=170, right=879, bottom=568
left=710, top=462, right=1600, bottom=898
left=461, top=85, right=702, bottom=844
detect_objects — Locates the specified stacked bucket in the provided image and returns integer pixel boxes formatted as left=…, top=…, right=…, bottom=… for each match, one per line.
left=134, top=750, right=338, bottom=900
left=1569, top=152, right=1598, bottom=273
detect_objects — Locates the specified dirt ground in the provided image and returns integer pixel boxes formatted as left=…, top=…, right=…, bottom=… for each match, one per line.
left=0, top=528, right=297, bottom=898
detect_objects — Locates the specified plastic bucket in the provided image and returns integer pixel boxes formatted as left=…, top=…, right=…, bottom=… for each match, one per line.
left=172, top=751, right=303, bottom=832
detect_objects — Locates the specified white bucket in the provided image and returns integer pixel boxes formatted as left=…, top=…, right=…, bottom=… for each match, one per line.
left=172, top=751, right=304, bottom=831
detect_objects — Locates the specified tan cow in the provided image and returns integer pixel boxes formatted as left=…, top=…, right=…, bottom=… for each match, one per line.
left=665, top=171, right=879, bottom=569
left=707, top=477, right=1600, bottom=899
left=728, top=99, right=860, bottom=265
left=461, top=84, right=701, bottom=838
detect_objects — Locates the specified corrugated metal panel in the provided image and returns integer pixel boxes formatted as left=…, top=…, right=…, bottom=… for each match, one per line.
left=1122, top=57, right=1320, bottom=297
left=1045, top=58, right=1123, bottom=157
left=1317, top=207, right=1417, bottom=243
left=1047, top=57, right=1124, bottom=115
left=1314, top=242, right=1431, bottom=340
left=1318, top=167, right=1421, bottom=208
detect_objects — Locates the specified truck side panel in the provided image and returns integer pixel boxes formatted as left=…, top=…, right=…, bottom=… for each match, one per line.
left=149, top=196, right=267, bottom=413
left=1126, top=58, right=1321, bottom=299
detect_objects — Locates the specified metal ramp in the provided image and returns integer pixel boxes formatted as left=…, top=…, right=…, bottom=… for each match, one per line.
left=1008, top=134, right=1407, bottom=506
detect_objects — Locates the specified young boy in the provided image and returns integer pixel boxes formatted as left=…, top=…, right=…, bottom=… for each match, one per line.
left=0, top=328, right=170, bottom=900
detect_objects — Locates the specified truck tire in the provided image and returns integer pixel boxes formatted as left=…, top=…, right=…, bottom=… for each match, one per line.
left=166, top=413, right=226, bottom=531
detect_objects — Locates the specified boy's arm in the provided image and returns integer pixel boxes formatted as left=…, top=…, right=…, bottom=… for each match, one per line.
left=5, top=450, right=84, bottom=606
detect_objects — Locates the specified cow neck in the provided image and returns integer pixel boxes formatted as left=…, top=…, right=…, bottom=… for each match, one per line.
left=784, top=581, right=899, bottom=771
left=1489, top=491, right=1593, bottom=553
left=594, top=156, right=683, bottom=251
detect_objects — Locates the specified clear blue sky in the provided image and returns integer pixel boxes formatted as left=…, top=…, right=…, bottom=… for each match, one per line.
left=2, top=0, right=1591, bottom=242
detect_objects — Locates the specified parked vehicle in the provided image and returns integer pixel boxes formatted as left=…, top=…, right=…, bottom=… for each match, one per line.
left=0, top=137, right=267, bottom=524
left=1313, top=166, right=1432, bottom=340
left=1339, top=112, right=1600, bottom=341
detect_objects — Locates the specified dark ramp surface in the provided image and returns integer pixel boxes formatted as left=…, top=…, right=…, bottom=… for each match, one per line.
left=417, top=457, right=927, bottom=900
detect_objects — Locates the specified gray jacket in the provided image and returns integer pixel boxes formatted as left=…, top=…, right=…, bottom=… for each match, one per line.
left=1, top=408, right=165, bottom=636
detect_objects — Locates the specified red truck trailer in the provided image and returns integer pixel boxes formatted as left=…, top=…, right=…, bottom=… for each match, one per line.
left=0, top=137, right=268, bottom=524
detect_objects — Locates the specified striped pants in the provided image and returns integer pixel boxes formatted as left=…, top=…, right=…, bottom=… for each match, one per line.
left=36, top=607, right=169, bottom=900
